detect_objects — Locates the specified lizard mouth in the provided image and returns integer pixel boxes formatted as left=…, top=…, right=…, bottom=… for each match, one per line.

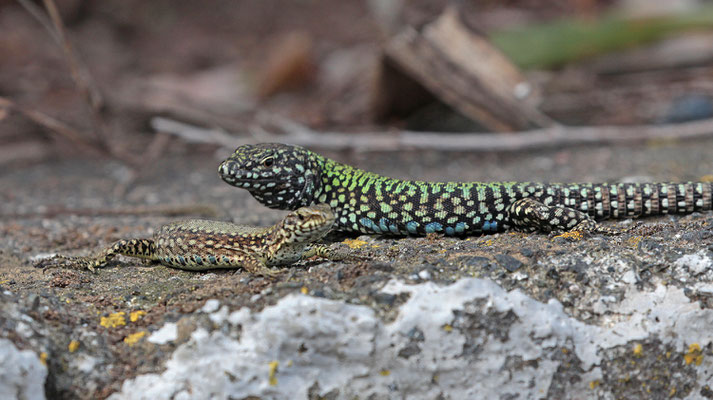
left=218, top=162, right=281, bottom=186
left=222, top=176, right=281, bottom=188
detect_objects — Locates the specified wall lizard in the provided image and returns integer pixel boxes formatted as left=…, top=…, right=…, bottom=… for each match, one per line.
left=218, top=143, right=713, bottom=236
left=36, top=204, right=339, bottom=277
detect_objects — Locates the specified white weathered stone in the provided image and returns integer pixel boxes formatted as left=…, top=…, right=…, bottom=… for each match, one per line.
left=109, top=278, right=713, bottom=400
left=0, top=338, right=47, bottom=400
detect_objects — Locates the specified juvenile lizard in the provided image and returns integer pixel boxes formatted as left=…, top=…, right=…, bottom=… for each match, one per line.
left=218, top=143, right=713, bottom=236
left=36, top=204, right=339, bottom=277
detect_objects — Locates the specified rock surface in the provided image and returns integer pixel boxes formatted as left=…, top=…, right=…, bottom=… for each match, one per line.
left=3, top=140, right=713, bottom=399
left=105, top=278, right=713, bottom=399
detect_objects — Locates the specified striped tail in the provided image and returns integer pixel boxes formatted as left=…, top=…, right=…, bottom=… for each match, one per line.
left=35, top=239, right=156, bottom=272
left=555, top=182, right=713, bottom=220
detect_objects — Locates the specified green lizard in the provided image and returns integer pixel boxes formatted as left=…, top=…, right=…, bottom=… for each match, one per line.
left=218, top=143, right=713, bottom=236
left=36, top=204, right=339, bottom=277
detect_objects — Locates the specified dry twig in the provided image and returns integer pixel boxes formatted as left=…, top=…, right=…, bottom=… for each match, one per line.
left=151, top=115, right=713, bottom=153
left=0, top=96, right=109, bottom=158
left=15, top=0, right=61, bottom=44
left=41, top=0, right=107, bottom=144
left=13, top=0, right=159, bottom=172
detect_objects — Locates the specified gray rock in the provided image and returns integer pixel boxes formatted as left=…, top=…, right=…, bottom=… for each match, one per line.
left=0, top=338, right=47, bottom=400
left=495, top=253, right=524, bottom=272
left=108, top=278, right=713, bottom=399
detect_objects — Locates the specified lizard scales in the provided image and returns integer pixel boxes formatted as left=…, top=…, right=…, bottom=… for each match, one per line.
left=218, top=143, right=713, bottom=235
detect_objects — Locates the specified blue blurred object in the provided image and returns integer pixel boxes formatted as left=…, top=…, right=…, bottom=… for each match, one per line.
left=662, top=94, right=713, bottom=123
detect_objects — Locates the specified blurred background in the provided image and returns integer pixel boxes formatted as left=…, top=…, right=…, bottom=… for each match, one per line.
left=2, top=0, right=713, bottom=166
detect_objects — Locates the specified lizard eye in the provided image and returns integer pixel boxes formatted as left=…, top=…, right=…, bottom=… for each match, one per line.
left=262, top=157, right=274, bottom=167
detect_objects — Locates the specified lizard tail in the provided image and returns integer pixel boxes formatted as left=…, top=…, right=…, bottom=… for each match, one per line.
left=559, top=182, right=713, bottom=219
left=35, top=239, right=156, bottom=272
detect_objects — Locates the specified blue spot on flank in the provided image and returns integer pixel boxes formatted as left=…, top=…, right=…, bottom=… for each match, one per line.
left=389, top=224, right=400, bottom=235
left=406, top=221, right=419, bottom=234
left=425, top=222, right=443, bottom=233
left=445, top=227, right=455, bottom=236
left=194, top=255, right=203, bottom=265
left=222, top=255, right=230, bottom=263
left=164, top=256, right=171, bottom=264
left=177, top=256, right=186, bottom=265
left=208, top=255, right=217, bottom=264
left=483, top=221, right=498, bottom=232
left=360, top=217, right=381, bottom=233
left=455, top=222, right=466, bottom=234
left=379, top=218, right=389, bottom=233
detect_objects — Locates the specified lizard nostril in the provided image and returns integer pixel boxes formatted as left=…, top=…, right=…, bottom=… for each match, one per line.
left=218, top=162, right=228, bottom=175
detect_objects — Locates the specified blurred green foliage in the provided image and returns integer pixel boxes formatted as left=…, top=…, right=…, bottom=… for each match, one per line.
left=490, top=7, right=713, bottom=69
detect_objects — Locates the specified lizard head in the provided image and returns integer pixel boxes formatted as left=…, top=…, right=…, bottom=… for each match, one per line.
left=218, top=143, right=323, bottom=210
left=279, top=203, right=336, bottom=243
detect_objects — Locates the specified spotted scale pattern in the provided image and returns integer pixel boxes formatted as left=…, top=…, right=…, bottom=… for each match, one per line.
left=219, top=143, right=713, bottom=236
left=36, top=204, right=338, bottom=276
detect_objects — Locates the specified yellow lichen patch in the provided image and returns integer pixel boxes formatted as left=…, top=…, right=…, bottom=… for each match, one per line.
left=343, top=238, right=368, bottom=249
left=268, top=361, right=279, bottom=386
left=371, top=244, right=381, bottom=248
left=561, top=348, right=569, bottom=354
left=379, top=369, right=390, bottom=376
left=39, top=352, right=48, bottom=366
left=553, top=231, right=583, bottom=241
left=0, top=279, right=10, bottom=285
left=643, top=383, right=652, bottom=393
left=669, top=386, right=677, bottom=397
left=100, top=312, right=126, bottom=328
left=481, top=239, right=494, bottom=247
left=589, top=380, right=600, bottom=389
left=124, top=331, right=146, bottom=346
left=684, top=343, right=703, bottom=366
left=300, top=286, right=309, bottom=295
left=627, top=236, right=643, bottom=248
left=439, top=249, right=447, bottom=253
left=442, top=324, right=453, bottom=332
left=633, top=343, right=643, bottom=357
left=130, top=310, right=147, bottom=322
left=68, top=340, right=80, bottom=353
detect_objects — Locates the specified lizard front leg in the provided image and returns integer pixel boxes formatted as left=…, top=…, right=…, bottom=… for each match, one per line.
left=231, top=255, right=281, bottom=278
left=301, top=244, right=368, bottom=262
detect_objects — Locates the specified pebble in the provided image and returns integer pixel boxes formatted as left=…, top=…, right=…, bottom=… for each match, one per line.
left=495, top=254, right=523, bottom=272
left=621, top=270, right=638, bottom=284
left=373, top=292, right=397, bottom=306
left=201, top=299, right=221, bottom=313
